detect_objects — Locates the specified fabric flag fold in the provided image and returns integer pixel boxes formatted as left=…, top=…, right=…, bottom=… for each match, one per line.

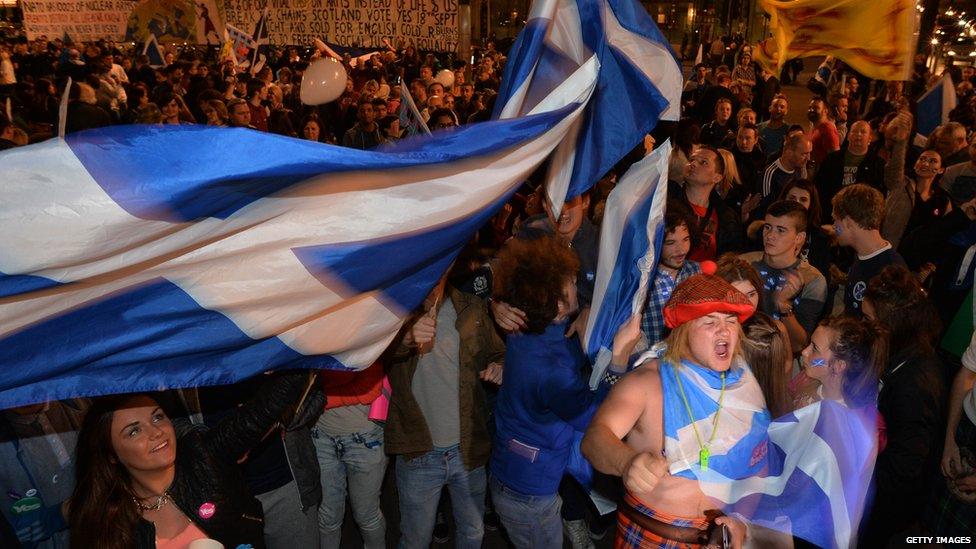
left=584, top=140, right=670, bottom=389
left=250, top=8, right=270, bottom=74
left=695, top=400, right=878, bottom=548
left=0, top=0, right=679, bottom=409
left=493, top=0, right=680, bottom=215
left=224, top=22, right=255, bottom=68
left=916, top=74, right=958, bottom=137
left=754, top=0, right=916, bottom=82
left=398, top=86, right=431, bottom=137
left=142, top=33, right=166, bottom=69
left=0, top=45, right=602, bottom=408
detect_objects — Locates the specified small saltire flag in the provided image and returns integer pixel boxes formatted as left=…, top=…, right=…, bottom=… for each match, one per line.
left=142, top=33, right=167, bottom=69
left=916, top=74, right=958, bottom=137
left=398, top=86, right=431, bottom=137
left=250, top=8, right=270, bottom=73
left=583, top=140, right=670, bottom=389
left=225, top=22, right=255, bottom=66
left=754, top=0, right=916, bottom=82
left=492, top=0, right=681, bottom=215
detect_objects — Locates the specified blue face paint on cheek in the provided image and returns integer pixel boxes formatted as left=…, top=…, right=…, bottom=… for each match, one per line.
left=809, top=358, right=827, bottom=367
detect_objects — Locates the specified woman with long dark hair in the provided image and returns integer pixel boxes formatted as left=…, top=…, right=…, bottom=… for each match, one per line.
left=860, top=265, right=945, bottom=546
left=68, top=372, right=315, bottom=549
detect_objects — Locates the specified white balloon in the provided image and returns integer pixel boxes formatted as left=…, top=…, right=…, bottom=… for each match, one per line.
left=300, top=58, right=348, bottom=105
left=434, top=69, right=455, bottom=89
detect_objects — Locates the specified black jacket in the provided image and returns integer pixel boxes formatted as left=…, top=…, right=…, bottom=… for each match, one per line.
left=814, top=142, right=886, bottom=216
left=669, top=180, right=743, bottom=257
left=861, top=350, right=944, bottom=546
left=134, top=372, right=310, bottom=549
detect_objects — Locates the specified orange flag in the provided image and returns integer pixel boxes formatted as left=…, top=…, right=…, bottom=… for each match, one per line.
left=754, top=0, right=917, bottom=81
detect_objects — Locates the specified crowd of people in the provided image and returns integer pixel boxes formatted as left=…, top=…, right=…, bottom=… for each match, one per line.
left=2, top=20, right=976, bottom=549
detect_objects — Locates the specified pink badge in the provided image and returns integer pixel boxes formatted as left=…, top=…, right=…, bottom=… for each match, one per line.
left=198, top=502, right=216, bottom=519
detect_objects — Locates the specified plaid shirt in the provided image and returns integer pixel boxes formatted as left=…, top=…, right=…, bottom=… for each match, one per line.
left=640, top=260, right=701, bottom=348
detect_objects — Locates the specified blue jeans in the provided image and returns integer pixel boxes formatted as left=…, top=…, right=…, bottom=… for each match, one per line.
left=312, top=422, right=387, bottom=549
left=489, top=476, right=562, bottom=549
left=395, top=445, right=486, bottom=549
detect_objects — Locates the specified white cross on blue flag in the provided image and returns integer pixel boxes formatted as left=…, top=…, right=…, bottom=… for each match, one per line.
left=0, top=0, right=678, bottom=408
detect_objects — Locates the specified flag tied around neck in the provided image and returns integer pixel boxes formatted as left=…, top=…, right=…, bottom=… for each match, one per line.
left=0, top=0, right=680, bottom=408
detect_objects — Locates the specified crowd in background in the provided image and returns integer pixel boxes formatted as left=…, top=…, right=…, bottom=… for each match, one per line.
left=2, top=22, right=976, bottom=549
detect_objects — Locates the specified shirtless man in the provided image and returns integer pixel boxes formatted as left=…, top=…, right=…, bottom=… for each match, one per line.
left=582, top=270, right=759, bottom=548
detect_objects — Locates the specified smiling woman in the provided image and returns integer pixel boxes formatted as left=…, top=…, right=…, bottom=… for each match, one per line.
left=68, top=372, right=315, bottom=549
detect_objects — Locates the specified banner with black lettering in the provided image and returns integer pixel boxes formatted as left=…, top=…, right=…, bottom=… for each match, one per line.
left=22, top=0, right=136, bottom=42
left=22, top=0, right=225, bottom=44
left=221, top=0, right=460, bottom=51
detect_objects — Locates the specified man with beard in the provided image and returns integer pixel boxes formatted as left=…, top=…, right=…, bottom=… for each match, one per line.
left=758, top=95, right=789, bottom=162
left=582, top=269, right=757, bottom=548
left=805, top=97, right=840, bottom=167
left=640, top=201, right=702, bottom=349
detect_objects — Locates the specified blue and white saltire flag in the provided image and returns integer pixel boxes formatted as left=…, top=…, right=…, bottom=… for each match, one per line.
left=398, top=86, right=431, bottom=137
left=583, top=140, right=670, bottom=389
left=492, top=0, right=682, bottom=215
left=142, top=33, right=167, bottom=69
left=645, top=352, right=877, bottom=548
left=0, top=53, right=599, bottom=408
left=916, top=73, right=957, bottom=137
left=695, top=400, right=878, bottom=548
left=225, top=22, right=256, bottom=67
left=249, top=8, right=271, bottom=74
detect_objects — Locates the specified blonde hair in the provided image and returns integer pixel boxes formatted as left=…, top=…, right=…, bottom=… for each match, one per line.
left=717, top=148, right=742, bottom=194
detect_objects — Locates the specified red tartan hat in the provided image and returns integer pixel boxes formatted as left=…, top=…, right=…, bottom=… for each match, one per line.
left=663, top=267, right=756, bottom=329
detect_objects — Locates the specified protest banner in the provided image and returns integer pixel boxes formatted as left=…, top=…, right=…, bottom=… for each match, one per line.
left=221, top=0, right=460, bottom=51
left=21, top=0, right=136, bottom=41
left=22, top=0, right=459, bottom=48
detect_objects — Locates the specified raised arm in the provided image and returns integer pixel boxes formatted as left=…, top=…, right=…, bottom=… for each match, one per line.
left=203, top=370, right=312, bottom=463
left=884, top=111, right=912, bottom=193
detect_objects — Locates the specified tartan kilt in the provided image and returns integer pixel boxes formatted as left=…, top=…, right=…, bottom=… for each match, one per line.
left=925, top=414, right=976, bottom=536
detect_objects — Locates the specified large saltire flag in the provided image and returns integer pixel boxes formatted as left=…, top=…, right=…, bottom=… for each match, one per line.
left=694, top=400, right=878, bottom=548
left=583, top=140, right=670, bottom=389
left=492, top=0, right=681, bottom=214
left=754, top=0, right=917, bottom=82
left=0, top=0, right=681, bottom=408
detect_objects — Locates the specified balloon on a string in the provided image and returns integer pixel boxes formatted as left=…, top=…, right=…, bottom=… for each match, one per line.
left=434, top=69, right=455, bottom=89
left=300, top=57, right=347, bottom=105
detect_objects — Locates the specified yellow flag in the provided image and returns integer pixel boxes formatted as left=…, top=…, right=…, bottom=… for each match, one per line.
left=754, top=0, right=916, bottom=82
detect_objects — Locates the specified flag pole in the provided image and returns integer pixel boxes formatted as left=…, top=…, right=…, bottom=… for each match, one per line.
left=58, top=77, right=71, bottom=139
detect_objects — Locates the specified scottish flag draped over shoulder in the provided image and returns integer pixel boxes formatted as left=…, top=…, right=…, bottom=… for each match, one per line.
left=0, top=0, right=681, bottom=408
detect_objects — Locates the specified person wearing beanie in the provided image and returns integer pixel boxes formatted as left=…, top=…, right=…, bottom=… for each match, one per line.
left=582, top=264, right=762, bottom=548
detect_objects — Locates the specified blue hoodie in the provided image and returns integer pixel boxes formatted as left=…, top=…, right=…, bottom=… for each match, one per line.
left=490, top=322, right=609, bottom=495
